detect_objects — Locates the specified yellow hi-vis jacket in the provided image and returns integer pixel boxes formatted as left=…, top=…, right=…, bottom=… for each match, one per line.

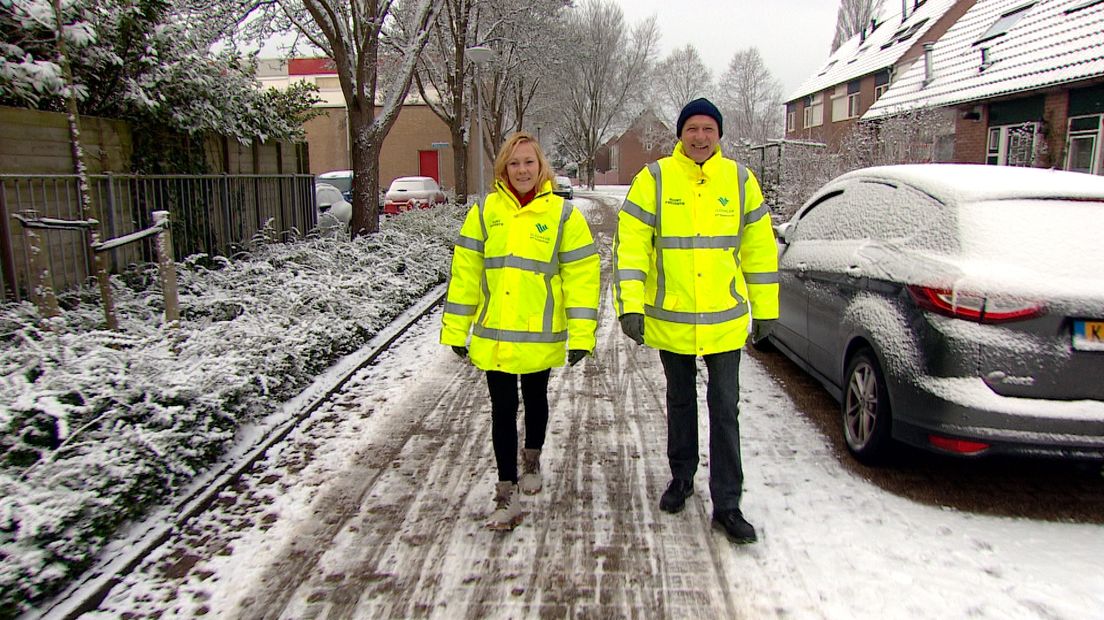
left=440, top=179, right=600, bottom=374
left=613, top=142, right=779, bottom=356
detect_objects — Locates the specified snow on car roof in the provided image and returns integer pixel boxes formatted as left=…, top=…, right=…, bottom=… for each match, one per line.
left=834, top=163, right=1104, bottom=203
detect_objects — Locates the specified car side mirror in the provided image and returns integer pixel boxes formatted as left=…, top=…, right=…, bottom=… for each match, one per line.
left=775, top=222, right=792, bottom=244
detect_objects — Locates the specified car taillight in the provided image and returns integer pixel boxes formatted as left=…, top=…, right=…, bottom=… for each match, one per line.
left=906, top=285, right=1044, bottom=324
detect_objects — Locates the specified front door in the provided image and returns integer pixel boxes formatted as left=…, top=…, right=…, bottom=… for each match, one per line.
left=419, top=150, right=440, bottom=183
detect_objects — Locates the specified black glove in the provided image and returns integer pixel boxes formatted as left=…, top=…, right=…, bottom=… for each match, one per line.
left=752, top=319, right=776, bottom=343
left=451, top=345, right=468, bottom=358
left=567, top=349, right=587, bottom=366
left=619, top=313, right=644, bottom=345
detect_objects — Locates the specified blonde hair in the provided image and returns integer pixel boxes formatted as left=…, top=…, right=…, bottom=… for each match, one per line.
left=492, top=132, right=554, bottom=191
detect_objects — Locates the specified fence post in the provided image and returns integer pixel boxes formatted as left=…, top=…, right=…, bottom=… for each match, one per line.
left=22, top=211, right=60, bottom=319
left=0, top=184, right=19, bottom=301
left=153, top=211, right=180, bottom=326
left=90, top=227, right=118, bottom=331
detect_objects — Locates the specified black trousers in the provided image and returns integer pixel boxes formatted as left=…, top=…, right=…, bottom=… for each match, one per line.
left=486, top=369, right=551, bottom=483
left=658, top=349, right=745, bottom=513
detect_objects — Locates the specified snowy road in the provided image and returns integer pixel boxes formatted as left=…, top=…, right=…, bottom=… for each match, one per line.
left=83, top=192, right=1104, bottom=619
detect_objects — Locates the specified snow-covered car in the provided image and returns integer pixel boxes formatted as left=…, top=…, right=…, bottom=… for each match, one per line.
left=317, top=170, right=353, bottom=201
left=769, top=163, right=1104, bottom=464
left=383, top=176, right=446, bottom=214
left=315, top=182, right=351, bottom=234
left=553, top=175, right=573, bottom=199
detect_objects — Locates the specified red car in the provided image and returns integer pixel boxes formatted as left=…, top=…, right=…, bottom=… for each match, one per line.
left=383, top=176, right=447, bottom=214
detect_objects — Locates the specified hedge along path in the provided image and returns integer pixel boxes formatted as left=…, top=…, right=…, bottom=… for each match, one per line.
left=32, top=282, right=448, bottom=620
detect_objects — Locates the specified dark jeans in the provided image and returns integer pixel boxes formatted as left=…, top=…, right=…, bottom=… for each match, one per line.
left=486, top=369, right=551, bottom=483
left=658, top=349, right=744, bottom=513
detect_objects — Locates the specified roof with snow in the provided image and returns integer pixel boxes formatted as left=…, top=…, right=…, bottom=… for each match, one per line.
left=785, top=0, right=961, bottom=102
left=864, top=0, right=1104, bottom=119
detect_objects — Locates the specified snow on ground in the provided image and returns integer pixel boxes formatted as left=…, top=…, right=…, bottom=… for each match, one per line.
left=64, top=191, right=1104, bottom=620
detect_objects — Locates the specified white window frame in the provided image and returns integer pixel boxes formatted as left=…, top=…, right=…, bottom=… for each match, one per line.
left=847, top=92, right=862, bottom=118
left=986, top=122, right=1041, bottom=167
left=787, top=110, right=796, bottom=132
left=804, top=93, right=824, bottom=128
left=1066, top=114, right=1103, bottom=175
left=831, top=85, right=848, bottom=121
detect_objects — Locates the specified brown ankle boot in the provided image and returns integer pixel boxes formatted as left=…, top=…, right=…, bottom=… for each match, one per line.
left=518, top=448, right=542, bottom=495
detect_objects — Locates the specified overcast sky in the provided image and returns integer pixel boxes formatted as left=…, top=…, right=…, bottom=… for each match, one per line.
left=612, top=0, right=840, bottom=99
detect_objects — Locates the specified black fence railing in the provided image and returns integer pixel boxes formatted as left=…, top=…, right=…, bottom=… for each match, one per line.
left=0, top=173, right=317, bottom=302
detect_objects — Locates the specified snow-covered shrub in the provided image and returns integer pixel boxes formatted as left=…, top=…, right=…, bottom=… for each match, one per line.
left=0, top=202, right=464, bottom=616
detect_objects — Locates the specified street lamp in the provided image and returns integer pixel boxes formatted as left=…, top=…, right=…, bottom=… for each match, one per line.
left=466, top=45, right=497, bottom=205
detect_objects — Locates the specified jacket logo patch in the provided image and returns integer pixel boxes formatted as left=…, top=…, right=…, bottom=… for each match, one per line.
left=718, top=196, right=730, bottom=206
left=535, top=223, right=548, bottom=233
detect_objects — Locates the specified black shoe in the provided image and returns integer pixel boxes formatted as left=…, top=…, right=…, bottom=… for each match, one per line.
left=659, top=479, right=694, bottom=513
left=712, top=509, right=757, bottom=544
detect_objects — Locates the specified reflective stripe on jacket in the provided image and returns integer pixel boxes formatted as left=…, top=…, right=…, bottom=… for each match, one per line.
left=613, top=142, right=779, bottom=355
left=441, top=179, right=600, bottom=373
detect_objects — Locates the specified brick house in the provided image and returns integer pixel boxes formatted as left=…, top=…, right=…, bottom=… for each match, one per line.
left=783, top=0, right=976, bottom=150
left=594, top=109, right=673, bottom=185
left=864, top=0, right=1104, bottom=174
left=257, top=57, right=476, bottom=191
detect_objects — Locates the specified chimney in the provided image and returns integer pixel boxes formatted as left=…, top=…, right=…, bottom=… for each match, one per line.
left=923, top=43, right=935, bottom=86
left=902, top=0, right=910, bottom=21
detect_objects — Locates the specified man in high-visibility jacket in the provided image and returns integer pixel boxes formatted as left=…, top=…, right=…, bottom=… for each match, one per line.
left=613, top=98, right=779, bottom=544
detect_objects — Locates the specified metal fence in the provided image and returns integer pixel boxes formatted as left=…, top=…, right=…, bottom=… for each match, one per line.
left=0, top=173, right=317, bottom=302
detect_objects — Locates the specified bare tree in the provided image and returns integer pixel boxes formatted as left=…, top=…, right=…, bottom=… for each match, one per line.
left=242, top=0, right=443, bottom=237
left=652, top=44, right=712, bottom=126
left=404, top=0, right=569, bottom=202
left=476, top=0, right=571, bottom=180
left=832, top=0, right=882, bottom=52
left=555, top=0, right=658, bottom=188
left=716, top=47, right=783, bottom=152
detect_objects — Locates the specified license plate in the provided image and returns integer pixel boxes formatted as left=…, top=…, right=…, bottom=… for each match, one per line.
left=1072, top=320, right=1104, bottom=351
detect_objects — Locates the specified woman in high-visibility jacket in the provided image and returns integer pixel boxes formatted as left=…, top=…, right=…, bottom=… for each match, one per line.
left=440, top=131, right=600, bottom=531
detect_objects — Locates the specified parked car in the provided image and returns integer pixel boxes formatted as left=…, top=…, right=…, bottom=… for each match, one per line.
left=768, top=163, right=1104, bottom=464
left=553, top=175, right=574, bottom=199
left=315, top=182, right=351, bottom=234
left=383, top=176, right=446, bottom=214
left=317, top=170, right=353, bottom=201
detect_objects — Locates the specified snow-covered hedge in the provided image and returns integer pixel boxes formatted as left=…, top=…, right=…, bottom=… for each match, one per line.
left=0, top=205, right=463, bottom=617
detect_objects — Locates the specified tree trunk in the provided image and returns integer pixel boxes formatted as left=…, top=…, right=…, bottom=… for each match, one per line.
left=348, top=105, right=382, bottom=237
left=451, top=124, right=468, bottom=204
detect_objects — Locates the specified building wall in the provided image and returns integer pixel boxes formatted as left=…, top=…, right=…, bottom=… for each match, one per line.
left=953, top=104, right=988, bottom=163
left=1042, top=90, right=1071, bottom=169
left=953, top=81, right=1103, bottom=168
left=305, top=104, right=461, bottom=191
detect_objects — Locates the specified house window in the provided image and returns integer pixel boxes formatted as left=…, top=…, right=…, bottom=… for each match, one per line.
left=881, top=19, right=928, bottom=49
left=787, top=109, right=796, bottom=132
left=847, top=80, right=862, bottom=118
left=804, top=93, right=824, bottom=128
left=986, top=122, right=1041, bottom=166
left=1066, top=114, right=1103, bottom=175
left=976, top=3, right=1034, bottom=44
left=1065, top=0, right=1104, bottom=14
left=847, top=93, right=862, bottom=118
left=873, top=70, right=891, bottom=102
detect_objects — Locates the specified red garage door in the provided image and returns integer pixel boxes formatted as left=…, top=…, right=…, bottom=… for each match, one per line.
left=419, top=150, right=440, bottom=183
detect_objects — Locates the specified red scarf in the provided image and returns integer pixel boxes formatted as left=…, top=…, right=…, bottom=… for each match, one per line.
left=507, top=183, right=537, bottom=206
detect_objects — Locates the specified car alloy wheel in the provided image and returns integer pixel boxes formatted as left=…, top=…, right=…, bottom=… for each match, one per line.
left=842, top=348, right=893, bottom=464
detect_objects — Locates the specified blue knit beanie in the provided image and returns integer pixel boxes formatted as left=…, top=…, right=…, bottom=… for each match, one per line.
left=676, top=98, right=723, bottom=138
